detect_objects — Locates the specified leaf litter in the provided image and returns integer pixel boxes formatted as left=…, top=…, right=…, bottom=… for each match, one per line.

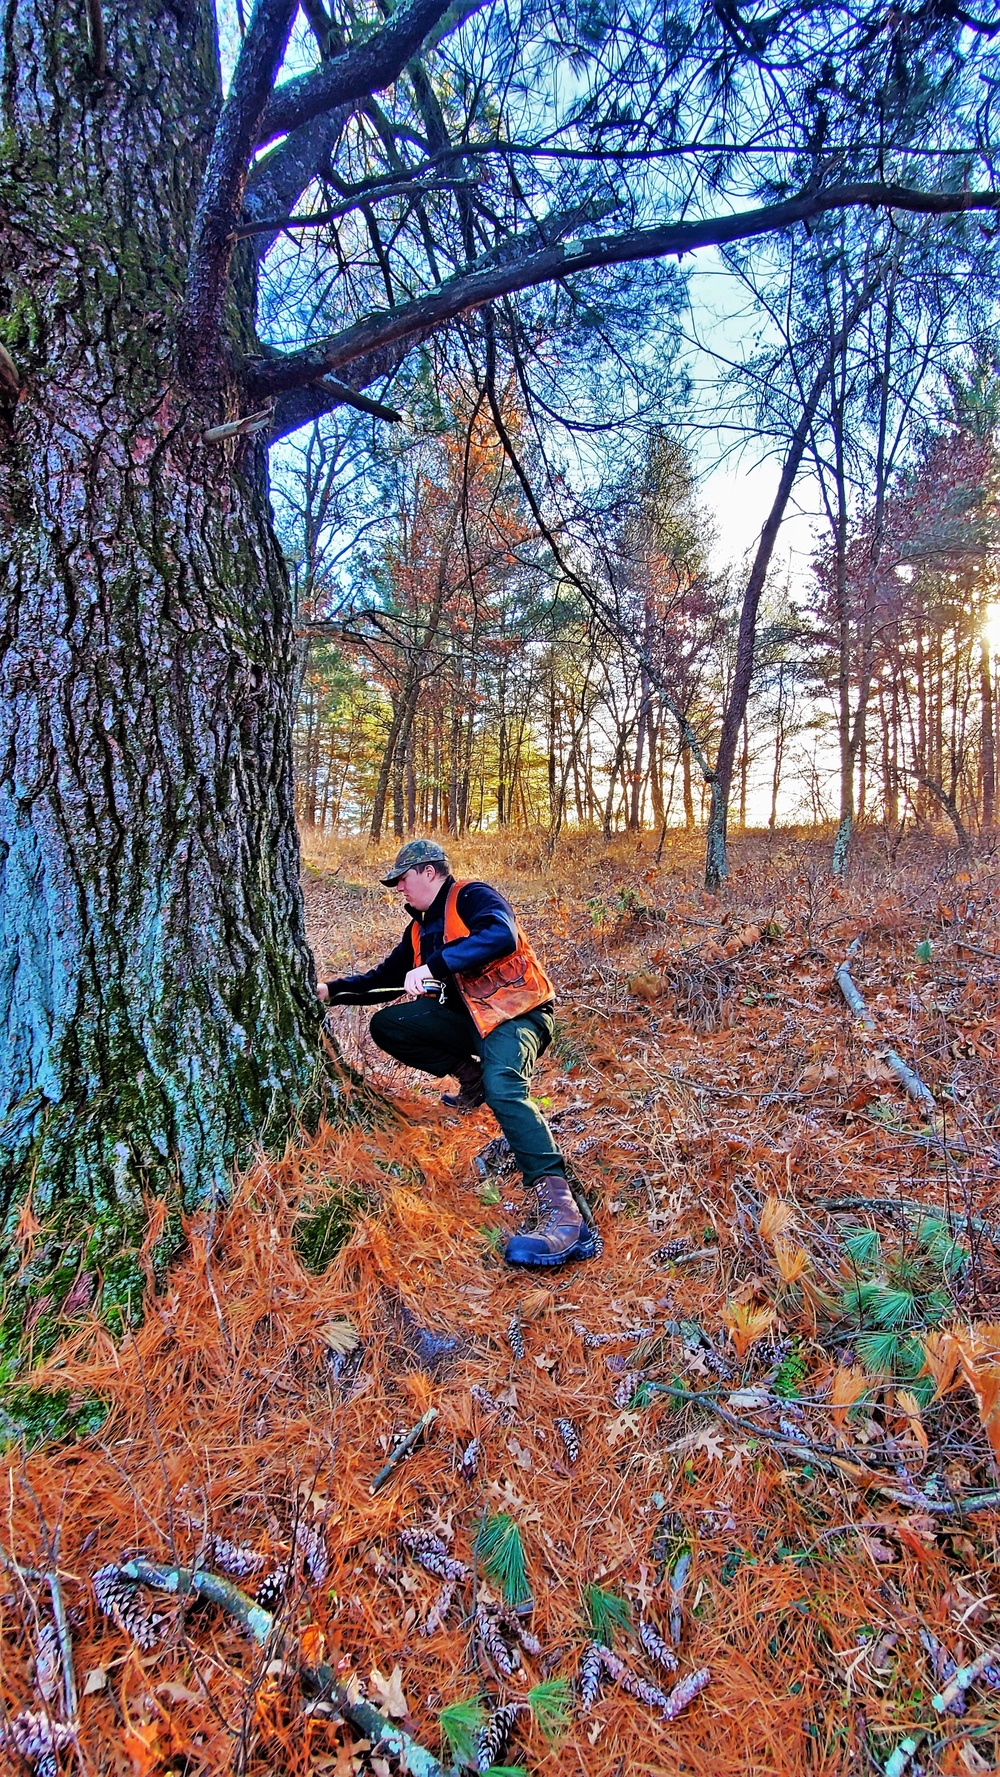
left=3, top=831, right=1000, bottom=1774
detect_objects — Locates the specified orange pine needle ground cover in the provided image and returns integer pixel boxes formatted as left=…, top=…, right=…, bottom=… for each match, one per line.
left=3, top=830, right=1000, bottom=1776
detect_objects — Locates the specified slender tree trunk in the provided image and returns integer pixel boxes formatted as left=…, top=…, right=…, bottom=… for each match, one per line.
left=703, top=291, right=875, bottom=889
left=370, top=700, right=403, bottom=840
left=769, top=665, right=788, bottom=832
left=831, top=476, right=853, bottom=877
left=682, top=744, right=694, bottom=831
left=981, top=639, right=995, bottom=830
left=629, top=689, right=648, bottom=830
left=738, top=714, right=750, bottom=828
left=648, top=713, right=664, bottom=828
left=0, top=0, right=324, bottom=1320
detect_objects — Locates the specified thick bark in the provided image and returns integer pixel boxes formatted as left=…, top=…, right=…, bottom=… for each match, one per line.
left=0, top=3, right=323, bottom=1325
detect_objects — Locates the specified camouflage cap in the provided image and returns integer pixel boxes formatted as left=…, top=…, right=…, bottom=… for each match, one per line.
left=379, top=838, right=451, bottom=885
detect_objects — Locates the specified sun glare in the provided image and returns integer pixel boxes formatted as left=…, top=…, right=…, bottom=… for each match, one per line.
left=986, top=601, right=1000, bottom=655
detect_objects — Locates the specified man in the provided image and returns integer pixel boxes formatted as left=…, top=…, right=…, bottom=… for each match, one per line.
left=317, top=839, right=598, bottom=1269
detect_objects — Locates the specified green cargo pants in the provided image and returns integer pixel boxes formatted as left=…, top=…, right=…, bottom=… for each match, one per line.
left=369, top=997, right=565, bottom=1189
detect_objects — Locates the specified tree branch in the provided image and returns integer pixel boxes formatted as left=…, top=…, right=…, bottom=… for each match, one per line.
left=246, top=183, right=1000, bottom=398
left=476, top=313, right=716, bottom=781
left=234, top=176, right=471, bottom=239
left=267, top=340, right=418, bottom=441
left=241, top=106, right=354, bottom=259
left=258, top=0, right=487, bottom=145
left=181, top=0, right=299, bottom=376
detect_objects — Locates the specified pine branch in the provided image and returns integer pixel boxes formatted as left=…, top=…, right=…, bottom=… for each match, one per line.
left=258, top=0, right=486, bottom=144
left=245, top=185, right=1000, bottom=402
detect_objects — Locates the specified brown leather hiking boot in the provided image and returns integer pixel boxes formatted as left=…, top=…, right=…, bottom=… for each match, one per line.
left=503, top=1174, right=599, bottom=1268
left=442, top=1059, right=486, bottom=1111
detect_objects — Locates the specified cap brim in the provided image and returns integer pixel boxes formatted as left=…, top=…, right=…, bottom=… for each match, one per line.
left=380, top=871, right=405, bottom=886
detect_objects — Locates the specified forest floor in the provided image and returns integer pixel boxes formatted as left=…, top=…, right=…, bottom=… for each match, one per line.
left=3, top=828, right=1000, bottom=1777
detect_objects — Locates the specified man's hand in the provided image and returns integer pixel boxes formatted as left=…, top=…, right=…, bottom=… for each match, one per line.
left=404, top=965, right=436, bottom=998
left=317, top=981, right=330, bottom=1003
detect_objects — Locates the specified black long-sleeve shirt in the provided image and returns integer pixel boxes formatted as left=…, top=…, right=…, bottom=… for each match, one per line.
left=325, top=876, right=520, bottom=1013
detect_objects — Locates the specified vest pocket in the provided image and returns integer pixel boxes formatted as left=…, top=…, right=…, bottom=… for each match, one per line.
left=461, top=952, right=529, bottom=999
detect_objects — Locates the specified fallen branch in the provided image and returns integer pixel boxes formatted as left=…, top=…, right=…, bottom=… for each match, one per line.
left=111, top=1561, right=448, bottom=1777
left=646, top=1384, right=883, bottom=1477
left=47, top=1568, right=77, bottom=1722
left=932, top=1640, right=1000, bottom=1713
left=884, top=1731, right=923, bottom=1777
left=370, top=1407, right=438, bottom=1494
left=817, top=1196, right=1000, bottom=1255
left=835, top=938, right=936, bottom=1112
left=306, top=1662, right=448, bottom=1777
left=119, top=1558, right=274, bottom=1641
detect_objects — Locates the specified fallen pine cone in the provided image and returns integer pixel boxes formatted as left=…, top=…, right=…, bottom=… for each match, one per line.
left=204, top=1533, right=269, bottom=1580
left=639, top=1616, right=678, bottom=1673
left=93, top=1564, right=167, bottom=1650
left=598, top=1644, right=672, bottom=1711
left=476, top=1700, right=521, bottom=1771
left=255, top=1569, right=287, bottom=1612
left=0, top=1709, right=77, bottom=1777
left=399, top=1528, right=470, bottom=1583
left=293, top=1521, right=330, bottom=1587
left=649, top=1239, right=690, bottom=1264
left=476, top=1602, right=519, bottom=1676
left=613, top=1370, right=643, bottom=1408
left=420, top=1579, right=456, bottom=1636
left=556, top=1418, right=580, bottom=1463
left=507, top=1314, right=526, bottom=1360
left=459, top=1436, right=481, bottom=1478
left=662, top=1666, right=711, bottom=1720
left=579, top=1640, right=605, bottom=1711
left=491, top=1599, right=541, bottom=1656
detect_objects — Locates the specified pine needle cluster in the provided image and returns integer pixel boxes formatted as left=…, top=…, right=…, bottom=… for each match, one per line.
left=439, top=1695, right=484, bottom=1766
left=838, top=1216, right=967, bottom=1386
left=584, top=1582, right=632, bottom=1647
left=474, top=1513, right=530, bottom=1608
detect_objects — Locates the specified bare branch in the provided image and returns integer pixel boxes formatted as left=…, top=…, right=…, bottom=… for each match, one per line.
left=268, top=377, right=403, bottom=442
left=246, top=183, right=1000, bottom=398
left=258, top=0, right=487, bottom=145
left=267, top=338, right=425, bottom=441
left=234, top=176, right=472, bottom=238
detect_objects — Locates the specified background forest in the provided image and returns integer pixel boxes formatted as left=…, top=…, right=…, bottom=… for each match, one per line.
left=282, top=291, right=1000, bottom=866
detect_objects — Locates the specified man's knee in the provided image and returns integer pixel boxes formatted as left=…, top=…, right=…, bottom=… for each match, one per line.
left=481, top=1056, right=528, bottom=1108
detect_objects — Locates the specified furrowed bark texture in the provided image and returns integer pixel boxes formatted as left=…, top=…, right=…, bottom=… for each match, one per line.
left=0, top=2, right=323, bottom=1306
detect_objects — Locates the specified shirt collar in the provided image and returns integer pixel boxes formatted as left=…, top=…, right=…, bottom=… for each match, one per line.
left=406, top=874, right=454, bottom=922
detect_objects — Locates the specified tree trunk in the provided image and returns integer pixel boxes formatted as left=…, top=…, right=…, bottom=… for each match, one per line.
left=738, top=715, right=750, bottom=828
left=981, top=639, right=996, bottom=830
left=682, top=744, right=695, bottom=831
left=648, top=712, right=664, bottom=828
left=703, top=273, right=881, bottom=890
left=371, top=700, right=404, bottom=840
left=0, top=2, right=323, bottom=1331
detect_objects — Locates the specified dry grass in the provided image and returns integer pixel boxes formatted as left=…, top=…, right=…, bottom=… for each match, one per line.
left=4, top=825, right=1000, bottom=1776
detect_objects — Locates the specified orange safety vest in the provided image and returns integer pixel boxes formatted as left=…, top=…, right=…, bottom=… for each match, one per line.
left=412, top=880, right=555, bottom=1037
